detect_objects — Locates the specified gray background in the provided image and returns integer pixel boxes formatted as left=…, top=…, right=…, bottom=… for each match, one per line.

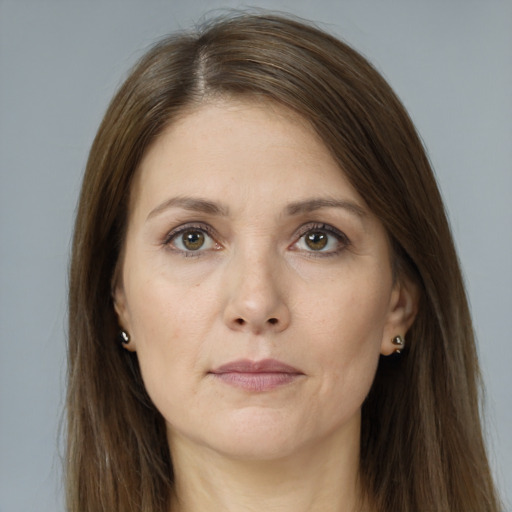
left=1, top=1, right=510, bottom=510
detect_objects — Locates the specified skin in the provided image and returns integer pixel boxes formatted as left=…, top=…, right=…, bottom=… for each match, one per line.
left=114, top=99, right=418, bottom=512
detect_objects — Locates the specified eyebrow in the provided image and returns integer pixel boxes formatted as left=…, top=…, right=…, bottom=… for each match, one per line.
left=285, top=198, right=367, bottom=218
left=146, top=195, right=367, bottom=221
left=146, top=196, right=229, bottom=221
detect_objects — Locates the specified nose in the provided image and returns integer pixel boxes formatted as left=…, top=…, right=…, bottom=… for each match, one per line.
left=222, top=248, right=291, bottom=335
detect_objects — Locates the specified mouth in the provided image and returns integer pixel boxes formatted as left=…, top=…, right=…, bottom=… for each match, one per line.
left=209, top=359, right=304, bottom=392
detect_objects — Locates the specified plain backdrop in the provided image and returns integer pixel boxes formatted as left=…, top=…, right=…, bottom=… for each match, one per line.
left=1, top=1, right=511, bottom=510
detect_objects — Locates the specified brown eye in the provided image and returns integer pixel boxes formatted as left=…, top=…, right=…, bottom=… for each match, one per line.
left=294, top=224, right=349, bottom=255
left=181, top=230, right=205, bottom=251
left=166, top=224, right=218, bottom=255
left=305, top=231, right=328, bottom=251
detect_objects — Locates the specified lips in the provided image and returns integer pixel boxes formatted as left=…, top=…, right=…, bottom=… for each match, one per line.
left=210, top=359, right=303, bottom=392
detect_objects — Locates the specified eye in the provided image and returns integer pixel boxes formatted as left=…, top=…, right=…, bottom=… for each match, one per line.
left=165, top=225, right=218, bottom=254
left=304, top=231, right=329, bottom=251
left=294, top=224, right=349, bottom=255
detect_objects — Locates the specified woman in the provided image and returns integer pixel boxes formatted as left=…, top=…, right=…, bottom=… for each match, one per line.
left=67, top=13, right=502, bottom=512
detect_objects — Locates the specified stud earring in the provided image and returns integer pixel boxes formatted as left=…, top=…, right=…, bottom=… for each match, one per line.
left=391, top=335, right=405, bottom=354
left=119, top=330, right=130, bottom=345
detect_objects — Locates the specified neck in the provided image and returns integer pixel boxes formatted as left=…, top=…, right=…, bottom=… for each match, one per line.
left=168, top=420, right=367, bottom=512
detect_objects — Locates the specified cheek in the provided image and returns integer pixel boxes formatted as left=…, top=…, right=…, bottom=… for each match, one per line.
left=297, top=271, right=391, bottom=402
left=298, top=271, right=392, bottom=351
left=306, top=322, right=381, bottom=434
left=122, top=264, right=220, bottom=399
left=127, top=292, right=203, bottom=425
left=125, top=257, right=212, bottom=341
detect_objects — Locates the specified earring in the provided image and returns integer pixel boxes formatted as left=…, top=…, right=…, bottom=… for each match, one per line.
left=119, top=330, right=130, bottom=345
left=391, top=335, right=405, bottom=354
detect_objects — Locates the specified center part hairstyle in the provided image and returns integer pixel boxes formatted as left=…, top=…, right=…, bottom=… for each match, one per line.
left=67, top=13, right=501, bottom=512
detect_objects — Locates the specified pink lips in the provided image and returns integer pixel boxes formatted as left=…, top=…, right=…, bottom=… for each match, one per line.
left=210, top=359, right=303, bottom=392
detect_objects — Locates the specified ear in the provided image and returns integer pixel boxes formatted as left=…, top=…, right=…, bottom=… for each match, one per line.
left=112, top=277, right=137, bottom=352
left=380, top=275, right=419, bottom=356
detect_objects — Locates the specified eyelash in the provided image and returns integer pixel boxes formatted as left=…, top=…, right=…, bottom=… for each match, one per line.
left=293, top=222, right=351, bottom=257
left=162, top=222, right=350, bottom=257
left=163, top=222, right=219, bottom=257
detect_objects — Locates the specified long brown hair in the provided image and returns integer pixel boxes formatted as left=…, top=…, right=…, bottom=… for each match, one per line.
left=67, top=13, right=501, bottom=511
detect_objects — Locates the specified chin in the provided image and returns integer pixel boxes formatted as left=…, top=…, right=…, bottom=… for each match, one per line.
left=211, top=433, right=304, bottom=462
left=199, top=408, right=314, bottom=461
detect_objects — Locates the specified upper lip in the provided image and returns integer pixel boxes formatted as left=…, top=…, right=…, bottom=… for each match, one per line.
left=211, top=359, right=302, bottom=374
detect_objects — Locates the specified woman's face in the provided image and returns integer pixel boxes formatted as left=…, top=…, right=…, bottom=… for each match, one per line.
left=114, top=99, right=416, bottom=460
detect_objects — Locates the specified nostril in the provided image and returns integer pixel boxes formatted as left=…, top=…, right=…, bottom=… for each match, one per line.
left=268, top=318, right=278, bottom=325
left=235, top=318, right=245, bottom=325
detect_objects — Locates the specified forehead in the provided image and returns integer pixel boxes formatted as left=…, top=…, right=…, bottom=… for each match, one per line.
left=130, top=98, right=364, bottom=217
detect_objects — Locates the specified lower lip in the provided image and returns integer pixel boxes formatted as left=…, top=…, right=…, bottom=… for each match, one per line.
left=212, top=372, right=301, bottom=392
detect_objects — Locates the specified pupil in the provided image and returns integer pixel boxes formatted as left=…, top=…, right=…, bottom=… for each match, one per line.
left=306, top=231, right=327, bottom=250
left=183, top=231, right=205, bottom=250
